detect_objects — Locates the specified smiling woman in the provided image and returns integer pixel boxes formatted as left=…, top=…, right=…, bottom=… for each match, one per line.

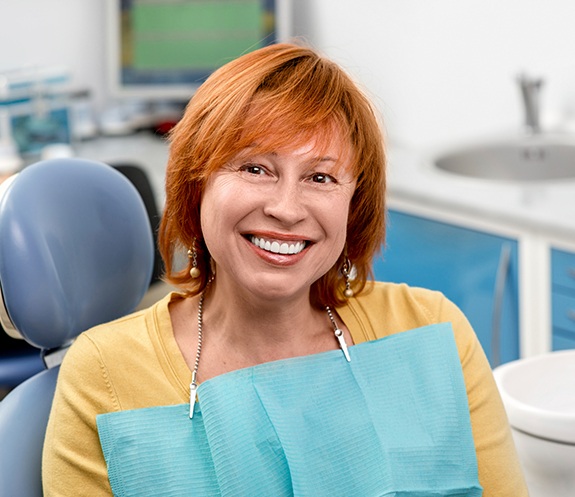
left=42, top=43, right=528, bottom=496
left=162, top=43, right=385, bottom=309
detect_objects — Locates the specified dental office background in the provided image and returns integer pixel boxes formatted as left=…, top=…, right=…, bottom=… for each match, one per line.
left=2, top=0, right=575, bottom=151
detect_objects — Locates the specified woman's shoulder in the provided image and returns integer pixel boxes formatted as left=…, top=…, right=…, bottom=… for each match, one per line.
left=341, top=281, right=472, bottom=342
left=63, top=292, right=174, bottom=367
left=356, top=280, right=455, bottom=323
left=365, top=280, right=444, bottom=303
left=83, top=307, right=148, bottom=344
left=55, top=292, right=186, bottom=410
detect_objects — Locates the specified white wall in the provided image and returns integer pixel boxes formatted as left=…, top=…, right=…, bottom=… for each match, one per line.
left=0, top=0, right=107, bottom=105
left=2, top=0, right=575, bottom=149
left=296, top=0, right=575, bottom=149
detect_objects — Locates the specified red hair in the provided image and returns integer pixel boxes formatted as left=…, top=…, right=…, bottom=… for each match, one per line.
left=159, top=42, right=386, bottom=308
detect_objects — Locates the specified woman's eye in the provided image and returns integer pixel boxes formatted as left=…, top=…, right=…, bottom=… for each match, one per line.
left=311, top=173, right=336, bottom=184
left=240, top=164, right=266, bottom=176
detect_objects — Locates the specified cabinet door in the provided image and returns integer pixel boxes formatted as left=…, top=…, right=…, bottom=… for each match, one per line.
left=551, top=248, right=575, bottom=351
left=373, top=210, right=520, bottom=366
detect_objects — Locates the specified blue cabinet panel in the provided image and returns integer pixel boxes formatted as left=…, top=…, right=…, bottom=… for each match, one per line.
left=551, top=293, right=575, bottom=334
left=551, top=248, right=575, bottom=351
left=552, top=329, right=575, bottom=351
left=551, top=249, right=575, bottom=293
left=373, top=210, right=520, bottom=366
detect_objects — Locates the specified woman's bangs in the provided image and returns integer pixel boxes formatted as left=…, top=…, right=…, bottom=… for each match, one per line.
left=238, top=102, right=355, bottom=173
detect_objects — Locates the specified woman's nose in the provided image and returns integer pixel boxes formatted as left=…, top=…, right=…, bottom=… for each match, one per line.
left=262, top=180, right=307, bottom=225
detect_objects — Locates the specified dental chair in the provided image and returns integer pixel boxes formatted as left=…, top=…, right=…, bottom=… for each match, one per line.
left=0, top=158, right=154, bottom=497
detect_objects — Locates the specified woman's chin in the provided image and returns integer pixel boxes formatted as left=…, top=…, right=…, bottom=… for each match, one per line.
left=240, top=279, right=312, bottom=305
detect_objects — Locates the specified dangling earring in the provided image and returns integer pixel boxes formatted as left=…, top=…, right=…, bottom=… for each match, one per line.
left=342, top=257, right=354, bottom=298
left=188, top=244, right=201, bottom=279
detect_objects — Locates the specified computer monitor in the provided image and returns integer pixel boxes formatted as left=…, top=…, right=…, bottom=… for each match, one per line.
left=105, top=0, right=293, bottom=102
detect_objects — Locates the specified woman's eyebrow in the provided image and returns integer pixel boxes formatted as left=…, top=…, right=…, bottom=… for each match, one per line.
left=305, top=156, right=340, bottom=166
left=241, top=149, right=341, bottom=164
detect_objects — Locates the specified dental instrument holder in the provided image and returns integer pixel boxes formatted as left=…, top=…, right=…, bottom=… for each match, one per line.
left=517, top=74, right=544, bottom=135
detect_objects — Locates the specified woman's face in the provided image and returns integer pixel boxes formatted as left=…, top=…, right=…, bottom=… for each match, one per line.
left=200, top=134, right=357, bottom=304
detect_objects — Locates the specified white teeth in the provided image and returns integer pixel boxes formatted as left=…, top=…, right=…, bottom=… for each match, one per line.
left=250, top=236, right=306, bottom=255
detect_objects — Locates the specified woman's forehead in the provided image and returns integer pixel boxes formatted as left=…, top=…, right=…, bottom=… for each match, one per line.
left=241, top=125, right=352, bottom=160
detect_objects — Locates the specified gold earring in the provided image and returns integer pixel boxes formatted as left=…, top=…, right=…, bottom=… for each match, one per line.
left=188, top=246, right=201, bottom=279
left=342, top=257, right=354, bottom=298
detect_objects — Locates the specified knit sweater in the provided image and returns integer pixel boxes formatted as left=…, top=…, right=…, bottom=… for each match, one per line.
left=42, top=282, right=528, bottom=496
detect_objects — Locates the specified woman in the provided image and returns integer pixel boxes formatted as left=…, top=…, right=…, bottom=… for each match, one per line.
left=43, top=43, right=528, bottom=496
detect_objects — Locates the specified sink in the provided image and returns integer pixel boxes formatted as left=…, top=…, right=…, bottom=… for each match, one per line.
left=434, top=135, right=575, bottom=182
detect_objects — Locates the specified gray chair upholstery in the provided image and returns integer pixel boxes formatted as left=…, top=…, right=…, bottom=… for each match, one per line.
left=0, top=158, right=154, bottom=497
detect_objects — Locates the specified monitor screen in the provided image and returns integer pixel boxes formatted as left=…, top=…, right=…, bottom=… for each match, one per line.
left=106, top=0, right=292, bottom=101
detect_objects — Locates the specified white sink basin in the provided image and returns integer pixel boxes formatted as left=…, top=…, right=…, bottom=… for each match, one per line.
left=434, top=135, right=575, bottom=182
left=493, top=350, right=575, bottom=443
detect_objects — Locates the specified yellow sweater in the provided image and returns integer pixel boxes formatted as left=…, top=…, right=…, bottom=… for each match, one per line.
left=43, top=282, right=528, bottom=496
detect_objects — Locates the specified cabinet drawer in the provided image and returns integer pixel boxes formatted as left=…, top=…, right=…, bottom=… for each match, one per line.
left=552, top=292, right=575, bottom=333
left=551, top=249, right=575, bottom=292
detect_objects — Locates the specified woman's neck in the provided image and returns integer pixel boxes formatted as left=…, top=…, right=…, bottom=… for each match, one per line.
left=203, top=281, right=327, bottom=349
left=172, top=278, right=347, bottom=382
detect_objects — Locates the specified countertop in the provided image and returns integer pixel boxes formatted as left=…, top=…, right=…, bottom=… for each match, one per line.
left=387, top=144, right=575, bottom=240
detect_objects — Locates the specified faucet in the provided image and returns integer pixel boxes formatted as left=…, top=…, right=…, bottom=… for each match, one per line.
left=517, top=73, right=544, bottom=134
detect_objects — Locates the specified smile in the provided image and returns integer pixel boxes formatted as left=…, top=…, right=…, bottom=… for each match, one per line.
left=250, top=236, right=307, bottom=255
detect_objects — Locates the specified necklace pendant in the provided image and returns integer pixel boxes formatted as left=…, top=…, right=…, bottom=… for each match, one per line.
left=334, top=328, right=351, bottom=362
left=189, top=382, right=198, bottom=419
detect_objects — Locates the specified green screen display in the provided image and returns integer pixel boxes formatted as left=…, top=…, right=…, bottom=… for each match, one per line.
left=118, top=0, right=280, bottom=91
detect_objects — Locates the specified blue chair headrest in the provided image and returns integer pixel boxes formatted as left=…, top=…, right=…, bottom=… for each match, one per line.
left=0, top=158, right=154, bottom=350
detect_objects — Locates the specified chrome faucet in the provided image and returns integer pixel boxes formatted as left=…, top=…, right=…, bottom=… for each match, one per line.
left=517, top=73, right=544, bottom=134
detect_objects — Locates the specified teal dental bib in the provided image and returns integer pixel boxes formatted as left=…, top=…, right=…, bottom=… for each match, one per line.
left=97, top=323, right=483, bottom=496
